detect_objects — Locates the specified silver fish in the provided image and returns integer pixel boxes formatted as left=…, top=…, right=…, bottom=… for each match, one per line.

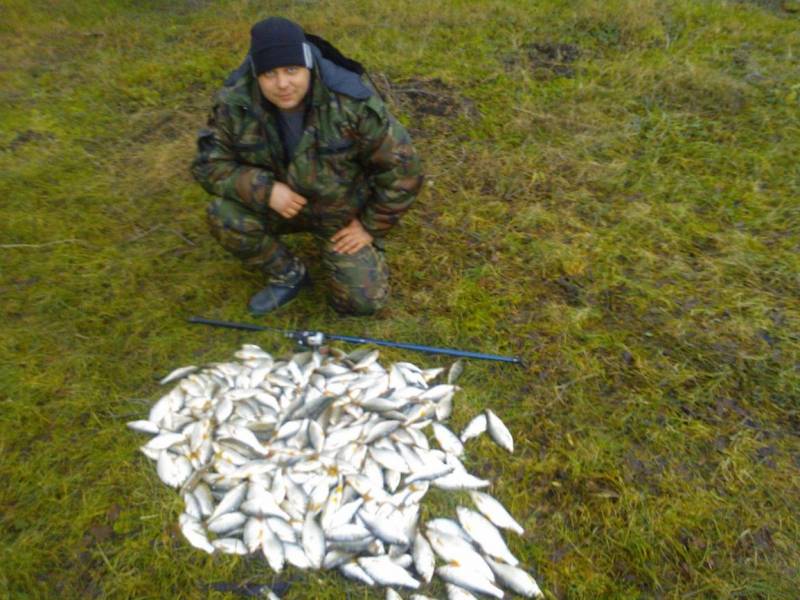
left=437, top=566, right=503, bottom=599
left=359, top=506, right=410, bottom=546
left=459, top=413, right=487, bottom=443
left=412, top=531, right=435, bottom=583
left=485, top=556, right=543, bottom=598
left=370, top=447, right=411, bottom=473
left=302, top=512, right=326, bottom=569
left=447, top=360, right=464, bottom=384
left=469, top=491, right=524, bottom=535
left=432, top=422, right=464, bottom=457
left=127, top=420, right=160, bottom=435
left=327, top=523, right=372, bottom=542
left=324, top=497, right=364, bottom=531
left=485, top=410, right=514, bottom=453
left=387, top=589, right=404, bottom=600
left=353, top=349, right=380, bottom=371
left=183, top=491, right=202, bottom=520
left=207, top=511, right=247, bottom=535
left=426, top=528, right=495, bottom=583
left=212, top=537, right=249, bottom=555
left=159, top=365, right=199, bottom=386
left=427, top=518, right=471, bottom=541
left=421, top=367, right=445, bottom=383
left=261, top=523, right=285, bottom=572
left=284, top=541, right=312, bottom=568
left=340, top=561, right=376, bottom=586
left=431, top=470, right=490, bottom=491
left=456, top=507, right=518, bottom=566
left=266, top=516, right=296, bottom=543
left=193, top=483, right=214, bottom=517
left=144, top=432, right=185, bottom=451
left=208, top=482, right=247, bottom=521
left=446, top=583, right=479, bottom=600
left=132, top=345, right=541, bottom=597
left=178, top=513, right=215, bottom=554
left=358, top=555, right=420, bottom=589
left=156, top=451, right=192, bottom=488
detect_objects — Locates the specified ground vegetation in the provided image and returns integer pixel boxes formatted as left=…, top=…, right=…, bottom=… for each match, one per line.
left=1, top=0, right=798, bottom=598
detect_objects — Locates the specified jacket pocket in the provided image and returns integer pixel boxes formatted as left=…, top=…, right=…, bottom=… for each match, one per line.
left=232, top=141, right=271, bottom=152
left=317, top=139, right=355, bottom=155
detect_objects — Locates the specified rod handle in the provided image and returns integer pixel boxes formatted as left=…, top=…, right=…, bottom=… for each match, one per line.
left=187, top=316, right=267, bottom=332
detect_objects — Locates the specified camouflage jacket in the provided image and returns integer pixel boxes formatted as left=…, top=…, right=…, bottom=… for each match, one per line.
left=191, top=48, right=423, bottom=238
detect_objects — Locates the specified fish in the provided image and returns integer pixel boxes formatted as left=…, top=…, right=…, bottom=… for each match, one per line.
left=426, top=528, right=495, bottom=583
left=359, top=506, right=410, bottom=546
left=183, top=491, right=202, bottom=520
left=127, top=420, right=160, bottom=435
left=353, top=349, right=380, bottom=371
left=459, top=413, right=487, bottom=443
left=446, top=583, right=479, bottom=600
left=144, top=432, right=185, bottom=451
left=430, top=470, right=490, bottom=491
left=432, top=422, right=464, bottom=457
left=179, top=513, right=215, bottom=554
left=193, top=483, right=215, bottom=517
left=469, top=491, right=524, bottom=535
left=326, top=522, right=372, bottom=542
left=405, top=462, right=453, bottom=485
left=456, top=507, right=519, bottom=566
left=437, top=565, right=504, bottom=599
left=209, top=482, right=248, bottom=521
left=243, top=516, right=268, bottom=553
left=261, top=524, right=285, bottom=572
left=212, top=537, right=248, bottom=555
left=421, top=367, right=445, bottom=383
left=156, top=451, right=192, bottom=488
left=426, top=518, right=471, bottom=541
left=412, top=531, right=435, bottom=583
left=358, top=555, right=420, bottom=589
left=159, top=365, right=199, bottom=386
left=129, top=347, right=540, bottom=598
left=207, top=511, right=247, bottom=535
left=340, top=560, right=376, bottom=586
left=485, top=410, right=514, bottom=453
left=369, top=447, right=411, bottom=473
left=447, top=360, right=464, bottom=384
left=485, top=556, right=543, bottom=598
left=302, top=512, right=326, bottom=569
left=285, top=542, right=312, bottom=568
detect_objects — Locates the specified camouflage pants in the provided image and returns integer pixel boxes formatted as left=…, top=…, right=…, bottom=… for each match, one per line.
left=207, top=197, right=389, bottom=315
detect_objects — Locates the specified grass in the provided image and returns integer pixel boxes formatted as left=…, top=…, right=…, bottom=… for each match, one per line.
left=1, top=0, right=798, bottom=598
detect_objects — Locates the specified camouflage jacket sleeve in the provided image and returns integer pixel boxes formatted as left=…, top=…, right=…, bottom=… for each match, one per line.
left=190, top=101, right=274, bottom=213
left=355, top=96, right=424, bottom=238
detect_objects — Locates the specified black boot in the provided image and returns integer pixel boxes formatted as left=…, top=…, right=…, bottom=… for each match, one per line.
left=248, top=260, right=310, bottom=315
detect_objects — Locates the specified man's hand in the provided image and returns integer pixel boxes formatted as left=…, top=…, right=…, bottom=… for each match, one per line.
left=269, top=181, right=307, bottom=219
left=331, top=219, right=374, bottom=255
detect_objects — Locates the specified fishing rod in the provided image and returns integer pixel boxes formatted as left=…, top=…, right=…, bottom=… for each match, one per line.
left=187, top=316, right=523, bottom=365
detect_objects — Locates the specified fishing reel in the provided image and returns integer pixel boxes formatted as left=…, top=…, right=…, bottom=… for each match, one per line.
left=285, top=330, right=326, bottom=348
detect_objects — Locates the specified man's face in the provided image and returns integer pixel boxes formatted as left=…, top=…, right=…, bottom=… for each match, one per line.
left=257, top=66, right=311, bottom=111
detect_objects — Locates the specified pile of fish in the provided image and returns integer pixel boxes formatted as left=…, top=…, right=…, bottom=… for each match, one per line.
left=128, top=345, right=542, bottom=599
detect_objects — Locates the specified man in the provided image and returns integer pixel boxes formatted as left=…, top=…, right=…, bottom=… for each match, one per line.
left=191, top=17, right=423, bottom=316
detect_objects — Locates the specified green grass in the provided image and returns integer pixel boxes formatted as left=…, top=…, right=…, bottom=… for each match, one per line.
left=1, top=0, right=798, bottom=598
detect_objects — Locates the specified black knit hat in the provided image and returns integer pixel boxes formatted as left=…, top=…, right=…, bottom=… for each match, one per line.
left=249, top=17, right=312, bottom=75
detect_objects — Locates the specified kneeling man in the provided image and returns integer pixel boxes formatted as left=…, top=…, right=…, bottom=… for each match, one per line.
left=191, top=17, right=423, bottom=316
